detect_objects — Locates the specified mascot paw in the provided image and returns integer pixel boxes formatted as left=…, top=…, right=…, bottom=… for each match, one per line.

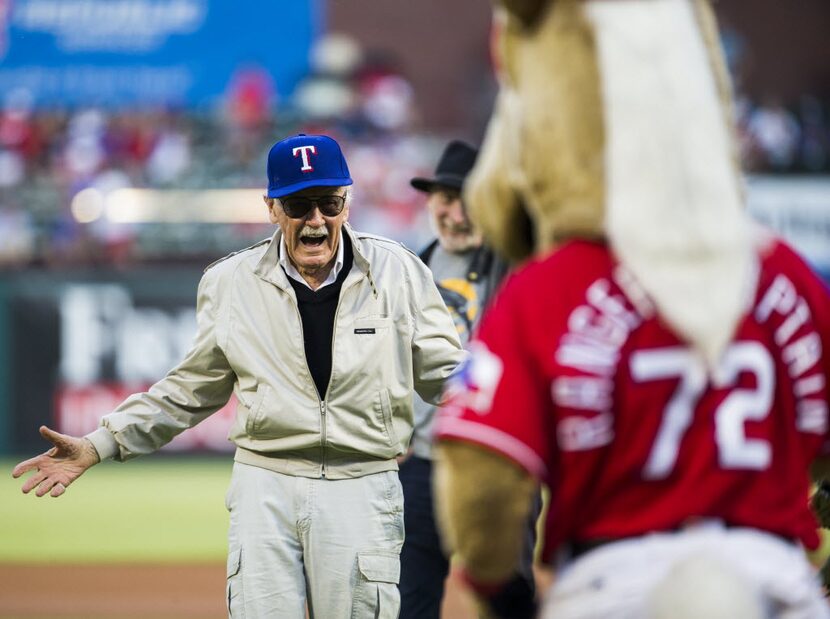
left=811, top=480, right=830, bottom=529
left=470, top=572, right=537, bottom=619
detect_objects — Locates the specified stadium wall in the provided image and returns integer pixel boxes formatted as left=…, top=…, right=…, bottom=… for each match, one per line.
left=1, top=175, right=828, bottom=456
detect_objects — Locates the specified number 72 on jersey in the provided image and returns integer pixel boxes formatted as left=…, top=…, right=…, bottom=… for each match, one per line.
left=631, top=342, right=775, bottom=479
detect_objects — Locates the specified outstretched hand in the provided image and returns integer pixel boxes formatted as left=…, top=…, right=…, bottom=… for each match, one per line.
left=12, top=426, right=100, bottom=497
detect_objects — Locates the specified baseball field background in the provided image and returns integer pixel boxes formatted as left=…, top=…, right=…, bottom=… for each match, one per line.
left=1, top=457, right=232, bottom=618
left=3, top=454, right=827, bottom=618
left=0, top=456, right=480, bottom=618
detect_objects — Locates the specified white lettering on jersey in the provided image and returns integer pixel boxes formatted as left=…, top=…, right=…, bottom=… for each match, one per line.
left=292, top=145, right=317, bottom=171
left=775, top=298, right=810, bottom=346
left=551, top=376, right=613, bottom=411
left=755, top=274, right=797, bottom=323
left=612, top=264, right=656, bottom=319
left=782, top=332, right=822, bottom=378
left=556, top=333, right=621, bottom=377
left=591, top=272, right=651, bottom=327
left=796, top=400, right=829, bottom=434
left=794, top=374, right=826, bottom=398
left=754, top=273, right=825, bottom=430
left=557, top=412, right=614, bottom=451
left=553, top=274, right=647, bottom=451
left=555, top=276, right=645, bottom=378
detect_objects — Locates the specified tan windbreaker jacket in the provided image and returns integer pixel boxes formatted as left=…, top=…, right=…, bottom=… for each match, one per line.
left=86, top=224, right=465, bottom=479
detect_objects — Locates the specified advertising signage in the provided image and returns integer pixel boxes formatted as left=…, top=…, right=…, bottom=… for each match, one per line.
left=0, top=0, right=319, bottom=108
left=2, top=269, right=236, bottom=454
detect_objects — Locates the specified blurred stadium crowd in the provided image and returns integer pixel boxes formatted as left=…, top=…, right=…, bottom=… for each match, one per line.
left=0, top=28, right=828, bottom=270
left=722, top=22, right=830, bottom=175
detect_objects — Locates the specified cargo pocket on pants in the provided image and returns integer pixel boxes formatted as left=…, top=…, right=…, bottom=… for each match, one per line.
left=226, top=547, right=244, bottom=618
left=351, top=551, right=400, bottom=619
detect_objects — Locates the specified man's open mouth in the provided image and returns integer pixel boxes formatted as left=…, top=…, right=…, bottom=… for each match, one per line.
left=301, top=235, right=327, bottom=247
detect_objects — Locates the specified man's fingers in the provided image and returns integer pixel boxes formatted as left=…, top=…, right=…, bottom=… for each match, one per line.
left=12, top=456, right=41, bottom=479
left=15, top=428, right=90, bottom=498
left=21, top=471, right=48, bottom=494
left=34, top=477, right=60, bottom=498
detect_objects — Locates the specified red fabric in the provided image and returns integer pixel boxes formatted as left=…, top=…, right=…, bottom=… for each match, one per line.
left=436, top=238, right=830, bottom=562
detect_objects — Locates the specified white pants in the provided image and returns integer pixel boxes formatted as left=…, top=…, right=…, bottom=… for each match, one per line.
left=225, top=462, right=404, bottom=619
left=542, top=523, right=829, bottom=619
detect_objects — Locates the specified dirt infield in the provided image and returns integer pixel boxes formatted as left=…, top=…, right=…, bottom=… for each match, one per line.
left=0, top=564, right=226, bottom=618
left=0, top=563, right=482, bottom=618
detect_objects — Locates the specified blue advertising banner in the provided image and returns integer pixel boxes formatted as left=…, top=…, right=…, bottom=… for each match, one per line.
left=0, top=0, right=320, bottom=108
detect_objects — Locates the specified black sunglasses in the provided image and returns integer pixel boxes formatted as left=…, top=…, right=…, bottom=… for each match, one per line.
left=280, top=195, right=346, bottom=219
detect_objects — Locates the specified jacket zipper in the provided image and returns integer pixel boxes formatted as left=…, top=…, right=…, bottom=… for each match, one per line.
left=319, top=400, right=327, bottom=477
left=290, top=299, right=326, bottom=477
left=320, top=272, right=365, bottom=478
left=287, top=265, right=368, bottom=479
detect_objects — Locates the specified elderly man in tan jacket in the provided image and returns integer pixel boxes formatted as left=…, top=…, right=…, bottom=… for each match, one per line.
left=13, top=133, right=464, bottom=619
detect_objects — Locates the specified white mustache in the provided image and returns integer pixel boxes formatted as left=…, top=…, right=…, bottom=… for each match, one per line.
left=443, top=224, right=473, bottom=234
left=300, top=226, right=328, bottom=238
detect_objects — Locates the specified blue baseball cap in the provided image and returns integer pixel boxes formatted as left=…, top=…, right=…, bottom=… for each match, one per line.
left=266, top=134, right=353, bottom=198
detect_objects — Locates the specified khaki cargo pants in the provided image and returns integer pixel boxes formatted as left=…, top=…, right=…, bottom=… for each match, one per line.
left=225, top=462, right=404, bottom=618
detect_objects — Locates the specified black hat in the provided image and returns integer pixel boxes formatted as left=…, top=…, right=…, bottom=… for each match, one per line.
left=410, top=140, right=478, bottom=193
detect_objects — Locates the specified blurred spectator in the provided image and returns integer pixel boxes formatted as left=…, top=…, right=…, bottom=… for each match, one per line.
left=345, top=136, right=436, bottom=249
left=0, top=148, right=24, bottom=188
left=746, top=98, right=801, bottom=171
left=798, top=95, right=829, bottom=172
left=85, top=168, right=136, bottom=265
left=0, top=204, right=35, bottom=266
left=146, top=112, right=192, bottom=185
left=62, top=109, right=108, bottom=182
left=224, top=65, right=276, bottom=166
left=293, top=33, right=362, bottom=130
left=359, top=73, right=416, bottom=133
left=105, top=112, right=158, bottom=181
left=0, top=89, right=39, bottom=157
left=354, top=52, right=418, bottom=135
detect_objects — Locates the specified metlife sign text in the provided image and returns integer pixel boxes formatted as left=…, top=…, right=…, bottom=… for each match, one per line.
left=0, top=0, right=318, bottom=108
left=13, top=0, right=207, bottom=52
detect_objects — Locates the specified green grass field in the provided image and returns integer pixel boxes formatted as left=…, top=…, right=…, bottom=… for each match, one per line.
left=0, top=456, right=233, bottom=563
left=4, top=454, right=830, bottom=567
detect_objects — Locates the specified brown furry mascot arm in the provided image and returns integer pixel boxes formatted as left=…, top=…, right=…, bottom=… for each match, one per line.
left=434, top=441, right=538, bottom=618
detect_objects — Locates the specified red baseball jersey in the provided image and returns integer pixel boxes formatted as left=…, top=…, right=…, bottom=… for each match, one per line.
left=435, top=237, right=830, bottom=562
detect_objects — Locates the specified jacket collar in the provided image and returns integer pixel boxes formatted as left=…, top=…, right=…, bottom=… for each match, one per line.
left=254, top=222, right=370, bottom=290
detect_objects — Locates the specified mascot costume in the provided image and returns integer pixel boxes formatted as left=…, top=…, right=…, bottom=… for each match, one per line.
left=433, top=0, right=830, bottom=617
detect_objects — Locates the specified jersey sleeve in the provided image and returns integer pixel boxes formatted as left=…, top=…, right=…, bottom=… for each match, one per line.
left=434, top=274, right=553, bottom=480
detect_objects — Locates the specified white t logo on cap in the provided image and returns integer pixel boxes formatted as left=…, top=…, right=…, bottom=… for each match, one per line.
left=292, top=145, right=317, bottom=172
